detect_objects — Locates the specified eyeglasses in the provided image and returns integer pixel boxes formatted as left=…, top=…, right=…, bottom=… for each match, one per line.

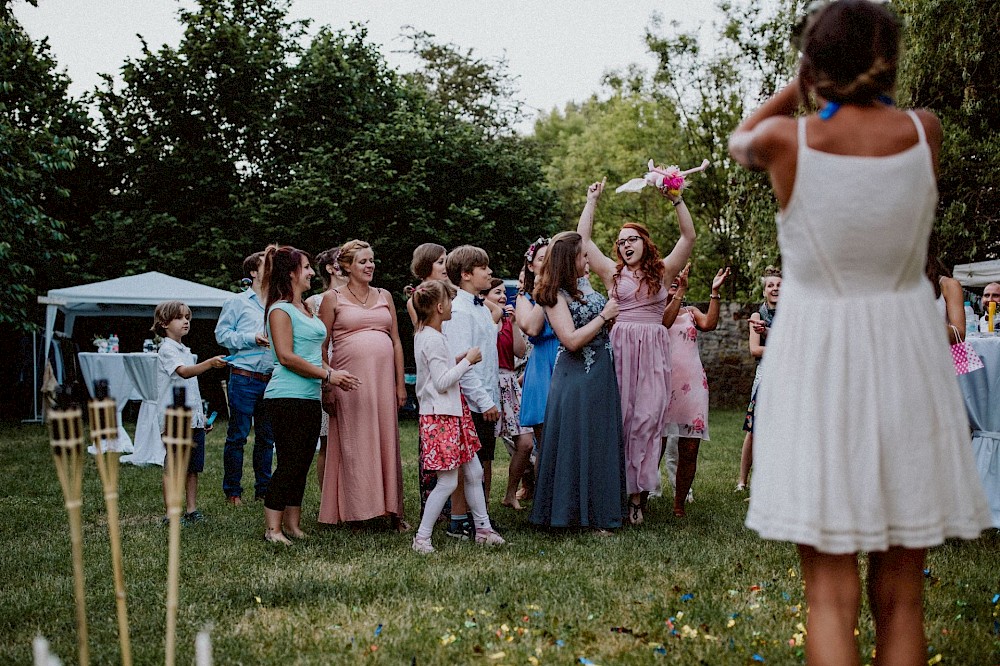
left=615, top=235, right=641, bottom=248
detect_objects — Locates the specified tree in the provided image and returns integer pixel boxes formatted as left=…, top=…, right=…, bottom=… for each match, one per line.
left=81, top=0, right=557, bottom=308
left=532, top=86, right=724, bottom=294
left=400, top=28, right=524, bottom=138
left=82, top=0, right=305, bottom=288
left=896, top=0, right=1000, bottom=265
left=261, top=25, right=558, bottom=302
left=0, top=2, right=92, bottom=329
left=534, top=1, right=798, bottom=299
left=643, top=1, right=798, bottom=298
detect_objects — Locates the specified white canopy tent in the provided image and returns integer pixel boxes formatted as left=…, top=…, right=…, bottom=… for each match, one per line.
left=33, top=273, right=235, bottom=419
left=953, top=260, right=1000, bottom=288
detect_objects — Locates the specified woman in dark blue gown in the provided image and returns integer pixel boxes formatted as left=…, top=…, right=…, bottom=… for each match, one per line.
left=529, top=229, right=626, bottom=530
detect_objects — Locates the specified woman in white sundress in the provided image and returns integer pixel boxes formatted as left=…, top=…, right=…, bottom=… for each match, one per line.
left=728, top=1, right=991, bottom=663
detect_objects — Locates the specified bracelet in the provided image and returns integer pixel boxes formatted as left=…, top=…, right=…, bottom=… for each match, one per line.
left=672, top=198, right=683, bottom=207
left=323, top=369, right=332, bottom=384
left=710, top=294, right=721, bottom=300
left=597, top=313, right=607, bottom=322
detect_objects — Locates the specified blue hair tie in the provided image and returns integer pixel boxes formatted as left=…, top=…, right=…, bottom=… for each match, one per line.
left=818, top=101, right=840, bottom=120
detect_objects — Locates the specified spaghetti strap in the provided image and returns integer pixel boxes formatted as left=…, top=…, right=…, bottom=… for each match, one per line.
left=905, top=110, right=927, bottom=145
left=797, top=116, right=808, bottom=153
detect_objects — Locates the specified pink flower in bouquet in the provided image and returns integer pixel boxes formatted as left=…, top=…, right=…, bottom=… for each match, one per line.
left=617, top=158, right=710, bottom=196
left=656, top=166, right=686, bottom=196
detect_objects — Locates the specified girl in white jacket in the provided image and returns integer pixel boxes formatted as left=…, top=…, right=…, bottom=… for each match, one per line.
left=412, top=280, right=505, bottom=553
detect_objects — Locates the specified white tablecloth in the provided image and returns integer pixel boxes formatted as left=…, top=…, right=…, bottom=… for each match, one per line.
left=77, top=353, right=137, bottom=454
left=958, top=335, right=1000, bottom=527
left=121, top=353, right=166, bottom=466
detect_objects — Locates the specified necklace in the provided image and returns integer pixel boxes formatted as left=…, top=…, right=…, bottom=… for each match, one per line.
left=346, top=283, right=371, bottom=306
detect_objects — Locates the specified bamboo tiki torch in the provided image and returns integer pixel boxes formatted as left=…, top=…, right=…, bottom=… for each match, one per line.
left=87, top=379, right=132, bottom=666
left=163, top=386, right=192, bottom=666
left=47, top=406, right=89, bottom=666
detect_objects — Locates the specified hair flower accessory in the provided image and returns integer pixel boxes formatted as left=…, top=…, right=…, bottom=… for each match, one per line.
left=616, top=159, right=711, bottom=197
left=524, top=237, right=550, bottom=263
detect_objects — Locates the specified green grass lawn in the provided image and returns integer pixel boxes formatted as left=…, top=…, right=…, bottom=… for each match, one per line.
left=1, top=411, right=997, bottom=664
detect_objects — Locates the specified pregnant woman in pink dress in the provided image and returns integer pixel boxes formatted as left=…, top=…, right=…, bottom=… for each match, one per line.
left=577, top=179, right=695, bottom=525
left=318, top=240, right=408, bottom=529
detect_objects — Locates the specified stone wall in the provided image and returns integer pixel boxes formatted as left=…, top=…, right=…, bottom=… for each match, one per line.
left=689, top=301, right=759, bottom=409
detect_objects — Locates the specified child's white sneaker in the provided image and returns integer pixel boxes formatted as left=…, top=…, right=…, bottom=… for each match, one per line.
left=475, top=529, right=506, bottom=546
left=412, top=535, right=434, bottom=554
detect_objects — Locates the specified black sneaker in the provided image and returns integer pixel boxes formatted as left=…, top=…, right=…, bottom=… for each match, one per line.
left=182, top=510, right=206, bottom=526
left=446, top=517, right=474, bottom=541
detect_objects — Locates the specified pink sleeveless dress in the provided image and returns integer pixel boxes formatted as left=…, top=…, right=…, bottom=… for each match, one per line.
left=611, top=268, right=671, bottom=495
left=665, top=309, right=710, bottom=440
left=318, top=289, right=404, bottom=524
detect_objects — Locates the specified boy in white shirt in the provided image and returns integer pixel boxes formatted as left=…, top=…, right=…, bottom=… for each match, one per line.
left=442, top=246, right=501, bottom=522
left=153, top=301, right=227, bottom=524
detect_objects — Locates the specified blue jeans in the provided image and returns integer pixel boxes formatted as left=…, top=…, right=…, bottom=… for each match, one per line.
left=223, top=373, right=274, bottom=498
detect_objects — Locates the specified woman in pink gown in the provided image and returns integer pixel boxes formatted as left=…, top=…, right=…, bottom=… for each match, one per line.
left=577, top=179, right=695, bottom=525
left=318, top=240, right=408, bottom=528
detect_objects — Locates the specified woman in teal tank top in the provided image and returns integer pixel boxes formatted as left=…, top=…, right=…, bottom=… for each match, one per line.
left=260, top=245, right=359, bottom=545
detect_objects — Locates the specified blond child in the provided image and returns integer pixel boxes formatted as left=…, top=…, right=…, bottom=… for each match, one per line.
left=411, top=280, right=504, bottom=553
left=152, top=301, right=227, bottom=524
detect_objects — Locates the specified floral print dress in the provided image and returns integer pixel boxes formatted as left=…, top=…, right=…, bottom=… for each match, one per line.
left=530, top=289, right=626, bottom=529
left=665, top=308, right=710, bottom=440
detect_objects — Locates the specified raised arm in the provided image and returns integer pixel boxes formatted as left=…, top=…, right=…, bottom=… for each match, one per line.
left=661, top=264, right=688, bottom=329
left=728, top=81, right=801, bottom=172
left=748, top=312, right=766, bottom=359
left=728, top=82, right=801, bottom=208
left=690, top=267, right=729, bottom=332
left=576, top=179, right=617, bottom=286
left=660, top=195, right=696, bottom=282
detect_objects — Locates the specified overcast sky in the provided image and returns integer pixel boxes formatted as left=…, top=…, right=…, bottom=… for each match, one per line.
left=12, top=0, right=725, bottom=134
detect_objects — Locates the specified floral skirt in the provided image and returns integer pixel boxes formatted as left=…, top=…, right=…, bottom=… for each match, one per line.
left=496, top=369, right=534, bottom=439
left=419, top=399, right=481, bottom=471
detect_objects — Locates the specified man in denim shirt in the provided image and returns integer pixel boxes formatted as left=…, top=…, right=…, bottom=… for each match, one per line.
left=215, top=251, right=275, bottom=504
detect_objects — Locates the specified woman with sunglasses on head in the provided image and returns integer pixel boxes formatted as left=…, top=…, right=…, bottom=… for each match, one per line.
left=577, top=179, right=695, bottom=525
left=729, top=1, right=989, bottom=661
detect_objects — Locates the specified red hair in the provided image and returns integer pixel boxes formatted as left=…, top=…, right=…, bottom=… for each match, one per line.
left=613, top=223, right=664, bottom=298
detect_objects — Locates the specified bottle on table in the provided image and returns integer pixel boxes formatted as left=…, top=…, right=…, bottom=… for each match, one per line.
left=964, top=302, right=977, bottom=338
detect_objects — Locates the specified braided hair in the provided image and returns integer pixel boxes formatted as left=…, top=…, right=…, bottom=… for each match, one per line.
left=798, top=0, right=901, bottom=106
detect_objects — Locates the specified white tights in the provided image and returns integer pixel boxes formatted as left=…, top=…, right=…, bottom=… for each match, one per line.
left=417, top=456, right=491, bottom=540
